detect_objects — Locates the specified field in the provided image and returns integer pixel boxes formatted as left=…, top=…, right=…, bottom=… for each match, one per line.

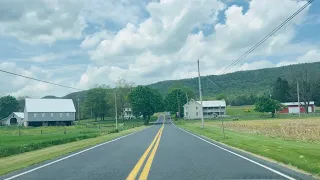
left=226, top=105, right=320, bottom=120
left=0, top=126, right=147, bottom=176
left=176, top=118, right=320, bottom=176
left=0, top=118, right=144, bottom=158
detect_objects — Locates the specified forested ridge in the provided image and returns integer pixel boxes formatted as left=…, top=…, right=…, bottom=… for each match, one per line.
left=148, top=62, right=320, bottom=99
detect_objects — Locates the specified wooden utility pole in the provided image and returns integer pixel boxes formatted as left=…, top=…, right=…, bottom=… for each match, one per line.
left=198, top=59, right=204, bottom=128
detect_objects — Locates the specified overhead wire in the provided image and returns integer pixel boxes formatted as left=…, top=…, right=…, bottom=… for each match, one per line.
left=218, top=0, right=314, bottom=75
left=0, top=69, right=84, bottom=91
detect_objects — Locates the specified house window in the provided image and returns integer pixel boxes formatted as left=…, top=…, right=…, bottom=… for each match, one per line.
left=196, top=112, right=198, bottom=116
left=42, top=113, right=45, bottom=117
left=51, top=113, right=54, bottom=117
left=60, top=113, right=63, bottom=117
left=196, top=107, right=198, bottom=110
left=34, top=113, right=37, bottom=117
left=186, top=112, right=188, bottom=116
left=66, top=113, right=69, bottom=117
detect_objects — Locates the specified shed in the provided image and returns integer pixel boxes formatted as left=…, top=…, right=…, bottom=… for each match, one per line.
left=1, top=112, right=24, bottom=126
left=280, top=101, right=316, bottom=114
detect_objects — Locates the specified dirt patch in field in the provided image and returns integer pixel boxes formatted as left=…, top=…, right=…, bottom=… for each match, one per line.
left=210, top=118, right=320, bottom=142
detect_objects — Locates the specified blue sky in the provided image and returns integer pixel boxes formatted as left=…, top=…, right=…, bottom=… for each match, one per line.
left=0, top=0, right=319, bottom=97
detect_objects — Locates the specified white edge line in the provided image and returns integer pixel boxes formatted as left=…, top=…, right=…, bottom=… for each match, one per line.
left=4, top=126, right=152, bottom=180
left=170, top=121, right=296, bottom=180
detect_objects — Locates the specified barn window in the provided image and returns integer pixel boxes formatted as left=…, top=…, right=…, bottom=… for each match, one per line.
left=186, top=112, right=188, bottom=116
left=51, top=113, right=54, bottom=117
left=196, top=112, right=199, bottom=116
left=60, top=113, right=63, bottom=117
left=34, top=113, right=37, bottom=117
left=196, top=107, right=198, bottom=110
left=66, top=113, right=69, bottom=117
left=42, top=113, right=45, bottom=117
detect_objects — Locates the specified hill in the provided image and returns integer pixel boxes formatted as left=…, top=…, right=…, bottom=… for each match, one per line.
left=55, top=62, right=320, bottom=107
left=148, top=62, right=320, bottom=99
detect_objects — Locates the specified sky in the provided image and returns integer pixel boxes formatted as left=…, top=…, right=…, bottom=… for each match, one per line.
left=0, top=0, right=320, bottom=98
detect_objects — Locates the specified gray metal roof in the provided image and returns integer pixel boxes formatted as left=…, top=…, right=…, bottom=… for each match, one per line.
left=25, top=98, right=76, bottom=113
left=13, top=112, right=24, bottom=118
left=196, top=100, right=226, bottom=107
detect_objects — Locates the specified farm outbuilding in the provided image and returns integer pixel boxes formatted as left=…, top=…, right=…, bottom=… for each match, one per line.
left=24, top=98, right=76, bottom=127
left=280, top=101, right=316, bottom=114
left=0, top=112, right=24, bottom=126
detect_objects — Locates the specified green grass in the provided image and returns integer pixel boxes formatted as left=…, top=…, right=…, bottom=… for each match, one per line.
left=0, top=118, right=144, bottom=158
left=0, top=126, right=148, bottom=176
left=175, top=120, right=320, bottom=176
left=226, top=106, right=320, bottom=120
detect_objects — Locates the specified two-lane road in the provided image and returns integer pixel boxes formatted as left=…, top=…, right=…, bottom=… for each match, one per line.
left=1, top=115, right=314, bottom=180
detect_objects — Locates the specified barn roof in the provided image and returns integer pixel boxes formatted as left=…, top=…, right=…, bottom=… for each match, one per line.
left=196, top=100, right=226, bottom=107
left=13, top=112, right=24, bottom=118
left=25, top=99, right=76, bottom=113
left=282, top=101, right=315, bottom=106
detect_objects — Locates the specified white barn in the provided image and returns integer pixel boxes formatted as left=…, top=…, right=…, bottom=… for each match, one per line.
left=184, top=99, right=227, bottom=120
left=24, top=98, right=76, bottom=127
left=1, top=112, right=24, bottom=126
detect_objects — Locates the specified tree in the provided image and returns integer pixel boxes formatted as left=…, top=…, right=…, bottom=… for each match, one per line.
left=254, top=96, right=282, bottom=118
left=0, top=96, right=19, bottom=119
left=272, top=77, right=291, bottom=102
left=129, top=86, right=163, bottom=125
left=292, top=70, right=320, bottom=113
left=164, top=87, right=194, bottom=117
left=83, top=87, right=109, bottom=121
left=114, top=78, right=134, bottom=121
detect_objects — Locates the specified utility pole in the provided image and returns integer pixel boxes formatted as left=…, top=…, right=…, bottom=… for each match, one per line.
left=177, top=91, right=180, bottom=118
left=78, top=98, right=80, bottom=123
left=186, top=93, right=190, bottom=121
left=115, top=92, right=118, bottom=130
left=198, top=59, right=204, bottom=128
left=297, top=81, right=301, bottom=117
left=91, top=106, right=93, bottom=119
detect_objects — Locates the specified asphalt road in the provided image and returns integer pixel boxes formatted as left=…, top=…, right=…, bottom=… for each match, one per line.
left=1, top=115, right=314, bottom=180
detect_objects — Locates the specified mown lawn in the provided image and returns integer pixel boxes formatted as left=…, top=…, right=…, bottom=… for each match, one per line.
left=175, top=120, right=320, bottom=176
left=0, top=126, right=148, bottom=176
left=0, top=118, right=144, bottom=158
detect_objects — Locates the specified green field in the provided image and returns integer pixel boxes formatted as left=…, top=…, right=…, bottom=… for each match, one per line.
left=0, top=118, right=144, bottom=158
left=0, top=126, right=147, bottom=175
left=175, top=119, right=320, bottom=176
left=226, top=105, right=320, bottom=120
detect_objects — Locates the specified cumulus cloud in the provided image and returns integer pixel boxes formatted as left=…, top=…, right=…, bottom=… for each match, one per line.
left=0, top=0, right=86, bottom=44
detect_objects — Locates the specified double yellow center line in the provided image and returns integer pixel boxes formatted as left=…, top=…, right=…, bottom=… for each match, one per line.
left=126, top=122, right=164, bottom=180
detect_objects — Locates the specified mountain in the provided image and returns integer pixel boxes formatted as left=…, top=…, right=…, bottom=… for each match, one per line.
left=148, top=62, right=320, bottom=99
left=59, top=62, right=320, bottom=105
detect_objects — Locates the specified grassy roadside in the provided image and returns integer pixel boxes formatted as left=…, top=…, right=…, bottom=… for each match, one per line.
left=175, top=120, right=320, bottom=176
left=0, top=126, right=147, bottom=176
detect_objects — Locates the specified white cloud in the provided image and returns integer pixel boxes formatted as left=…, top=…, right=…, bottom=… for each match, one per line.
left=80, top=30, right=113, bottom=49
left=28, top=53, right=57, bottom=63
left=0, top=0, right=86, bottom=44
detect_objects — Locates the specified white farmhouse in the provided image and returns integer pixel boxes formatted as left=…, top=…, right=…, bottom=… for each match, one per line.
left=24, top=98, right=76, bottom=127
left=184, top=99, right=227, bottom=120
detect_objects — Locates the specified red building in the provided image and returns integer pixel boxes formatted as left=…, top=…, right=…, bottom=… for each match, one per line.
left=280, top=101, right=316, bottom=114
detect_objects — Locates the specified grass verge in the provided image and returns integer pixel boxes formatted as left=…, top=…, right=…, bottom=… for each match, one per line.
left=175, top=120, right=320, bottom=177
left=0, top=126, right=147, bottom=176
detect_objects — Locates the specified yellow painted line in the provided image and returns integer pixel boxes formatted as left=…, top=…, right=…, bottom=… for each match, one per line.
left=139, top=124, right=164, bottom=180
left=126, top=126, right=163, bottom=180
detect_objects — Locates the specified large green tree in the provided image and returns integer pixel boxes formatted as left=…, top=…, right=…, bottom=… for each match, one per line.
left=82, top=87, right=109, bottom=121
left=254, top=96, right=282, bottom=118
left=165, top=87, right=195, bottom=117
left=0, top=96, right=19, bottom=119
left=129, top=86, right=164, bottom=125
left=272, top=77, right=291, bottom=102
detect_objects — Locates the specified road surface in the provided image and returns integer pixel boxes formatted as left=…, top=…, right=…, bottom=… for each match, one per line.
left=1, top=115, right=314, bottom=180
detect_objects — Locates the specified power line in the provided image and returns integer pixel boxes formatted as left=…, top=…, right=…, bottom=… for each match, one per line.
left=0, top=69, right=84, bottom=91
left=218, top=0, right=314, bottom=75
